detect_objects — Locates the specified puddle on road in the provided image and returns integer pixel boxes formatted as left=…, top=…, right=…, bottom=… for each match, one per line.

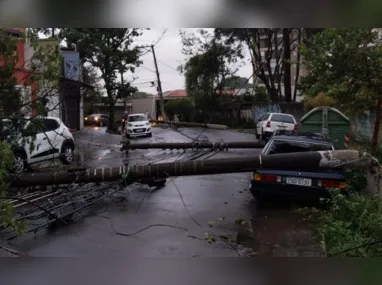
left=236, top=202, right=323, bottom=257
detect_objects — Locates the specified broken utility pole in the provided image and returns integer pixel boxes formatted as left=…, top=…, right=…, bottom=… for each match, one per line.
left=151, top=45, right=166, bottom=122
left=8, top=150, right=367, bottom=187
left=126, top=141, right=266, bottom=150
left=150, top=120, right=228, bottom=130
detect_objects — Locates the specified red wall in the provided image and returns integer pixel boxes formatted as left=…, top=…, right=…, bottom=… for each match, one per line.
left=4, top=28, right=37, bottom=115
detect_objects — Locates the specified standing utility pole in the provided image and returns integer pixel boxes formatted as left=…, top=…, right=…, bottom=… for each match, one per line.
left=151, top=44, right=166, bottom=121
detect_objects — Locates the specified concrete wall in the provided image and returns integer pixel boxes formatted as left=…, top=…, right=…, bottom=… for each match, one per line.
left=351, top=109, right=382, bottom=142
left=132, top=98, right=156, bottom=119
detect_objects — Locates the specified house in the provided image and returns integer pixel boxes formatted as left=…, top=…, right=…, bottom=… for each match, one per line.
left=0, top=28, right=37, bottom=116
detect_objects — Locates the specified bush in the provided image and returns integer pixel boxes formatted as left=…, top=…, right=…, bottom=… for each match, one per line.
left=296, top=167, right=379, bottom=257
left=317, top=192, right=382, bottom=257
left=0, top=141, right=24, bottom=233
left=164, top=99, right=193, bottom=121
left=304, top=92, right=335, bottom=110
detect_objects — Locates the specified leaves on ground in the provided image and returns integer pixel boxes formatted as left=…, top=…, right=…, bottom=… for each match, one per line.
left=207, top=221, right=214, bottom=227
left=235, top=217, right=248, bottom=225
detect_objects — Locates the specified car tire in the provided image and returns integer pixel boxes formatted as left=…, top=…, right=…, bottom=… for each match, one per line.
left=147, top=133, right=152, bottom=137
left=12, top=152, right=27, bottom=174
left=60, top=144, right=74, bottom=165
left=259, top=129, right=264, bottom=141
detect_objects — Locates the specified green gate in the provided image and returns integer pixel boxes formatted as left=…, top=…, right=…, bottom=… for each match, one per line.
left=300, top=106, right=351, bottom=150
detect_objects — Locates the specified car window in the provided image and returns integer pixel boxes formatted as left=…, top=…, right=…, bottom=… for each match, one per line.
left=270, top=114, right=295, bottom=124
left=261, top=114, right=270, bottom=121
left=128, top=115, right=147, bottom=122
left=266, top=140, right=333, bottom=155
left=43, top=119, right=60, bottom=132
left=25, top=119, right=44, bottom=134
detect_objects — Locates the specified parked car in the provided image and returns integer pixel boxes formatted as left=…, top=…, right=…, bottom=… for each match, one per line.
left=125, top=113, right=152, bottom=138
left=251, top=132, right=348, bottom=203
left=256, top=113, right=297, bottom=141
left=0, top=116, right=75, bottom=174
left=85, top=114, right=109, bottom=127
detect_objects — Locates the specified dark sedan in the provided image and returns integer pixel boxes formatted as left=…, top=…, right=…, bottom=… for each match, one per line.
left=84, top=114, right=109, bottom=127
left=251, top=133, right=348, bottom=203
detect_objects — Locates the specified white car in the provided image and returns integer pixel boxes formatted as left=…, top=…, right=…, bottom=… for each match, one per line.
left=125, top=113, right=152, bottom=138
left=0, top=116, right=76, bottom=174
left=256, top=113, right=297, bottom=140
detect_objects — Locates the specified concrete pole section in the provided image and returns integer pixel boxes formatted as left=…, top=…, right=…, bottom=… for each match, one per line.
left=8, top=150, right=368, bottom=187
left=126, top=141, right=266, bottom=150
left=150, top=120, right=229, bottom=130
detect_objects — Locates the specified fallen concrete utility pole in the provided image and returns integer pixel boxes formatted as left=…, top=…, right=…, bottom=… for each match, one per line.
left=150, top=120, right=229, bottom=130
left=126, top=141, right=266, bottom=150
left=8, top=150, right=368, bottom=187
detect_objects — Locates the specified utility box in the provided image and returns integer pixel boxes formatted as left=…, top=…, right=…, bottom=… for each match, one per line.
left=300, top=106, right=351, bottom=150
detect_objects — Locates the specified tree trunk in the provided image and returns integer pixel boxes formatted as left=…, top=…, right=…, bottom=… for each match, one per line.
left=293, top=29, right=302, bottom=102
left=371, top=99, right=382, bottom=155
left=108, top=104, right=116, bottom=132
left=282, top=28, right=292, bottom=103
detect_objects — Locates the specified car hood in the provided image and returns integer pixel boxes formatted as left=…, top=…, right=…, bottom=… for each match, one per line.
left=128, top=121, right=149, bottom=127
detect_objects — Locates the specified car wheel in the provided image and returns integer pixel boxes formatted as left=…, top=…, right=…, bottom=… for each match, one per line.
left=60, top=144, right=74, bottom=165
left=13, top=152, right=26, bottom=174
left=147, top=133, right=152, bottom=137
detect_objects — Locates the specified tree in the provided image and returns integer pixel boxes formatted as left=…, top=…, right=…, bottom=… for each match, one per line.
left=223, top=76, right=253, bottom=89
left=61, top=29, right=144, bottom=132
left=215, top=28, right=324, bottom=103
left=300, top=28, right=382, bottom=154
left=164, top=99, right=193, bottom=121
left=180, top=29, right=242, bottom=121
left=0, top=29, right=62, bottom=234
left=216, top=28, right=287, bottom=102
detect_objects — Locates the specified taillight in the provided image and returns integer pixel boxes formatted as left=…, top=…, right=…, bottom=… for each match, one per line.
left=254, top=173, right=281, bottom=183
left=266, top=121, right=271, bottom=128
left=318, top=180, right=348, bottom=189
left=294, top=124, right=298, bottom=131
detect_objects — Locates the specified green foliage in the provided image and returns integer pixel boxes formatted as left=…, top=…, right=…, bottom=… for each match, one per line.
left=296, top=168, right=375, bottom=257
left=180, top=29, right=242, bottom=121
left=319, top=192, right=382, bottom=257
left=0, top=141, right=24, bottom=233
left=164, top=99, right=193, bottom=121
left=61, top=28, right=144, bottom=131
left=301, top=28, right=382, bottom=114
left=253, top=86, right=269, bottom=103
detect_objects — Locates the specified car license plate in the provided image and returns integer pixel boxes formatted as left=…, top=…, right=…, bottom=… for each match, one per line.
left=286, top=177, right=312, bottom=187
left=135, top=129, right=144, bottom=133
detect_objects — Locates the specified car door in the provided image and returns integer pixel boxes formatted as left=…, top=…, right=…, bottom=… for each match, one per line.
left=25, top=119, right=49, bottom=163
left=42, top=118, right=61, bottom=158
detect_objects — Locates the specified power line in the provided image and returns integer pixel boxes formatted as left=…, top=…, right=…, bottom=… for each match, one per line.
left=158, top=60, right=179, bottom=73
left=139, top=65, right=156, bottom=73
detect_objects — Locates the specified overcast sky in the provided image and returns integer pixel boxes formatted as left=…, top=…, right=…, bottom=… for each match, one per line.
left=131, top=28, right=253, bottom=94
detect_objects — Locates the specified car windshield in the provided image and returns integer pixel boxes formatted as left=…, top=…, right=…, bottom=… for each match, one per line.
left=271, top=114, right=295, bottom=124
left=128, top=115, right=146, bottom=122
left=267, top=139, right=333, bottom=155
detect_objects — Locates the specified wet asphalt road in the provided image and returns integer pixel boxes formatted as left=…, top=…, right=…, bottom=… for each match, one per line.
left=10, top=126, right=321, bottom=257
